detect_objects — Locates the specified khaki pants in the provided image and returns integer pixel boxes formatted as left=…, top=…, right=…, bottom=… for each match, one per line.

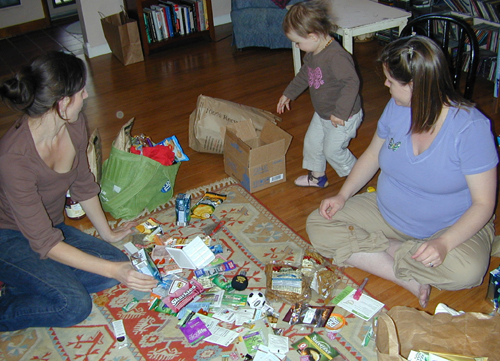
left=306, top=192, right=495, bottom=290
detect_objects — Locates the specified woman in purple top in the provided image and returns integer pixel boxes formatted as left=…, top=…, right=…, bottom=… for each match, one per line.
left=307, top=36, right=498, bottom=308
left=0, top=52, right=158, bottom=331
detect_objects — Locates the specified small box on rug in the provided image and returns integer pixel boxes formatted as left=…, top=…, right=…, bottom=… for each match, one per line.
left=486, top=265, right=500, bottom=310
left=223, top=119, right=292, bottom=193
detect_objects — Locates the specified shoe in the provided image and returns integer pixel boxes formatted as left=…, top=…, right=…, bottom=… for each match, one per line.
left=294, top=171, right=329, bottom=188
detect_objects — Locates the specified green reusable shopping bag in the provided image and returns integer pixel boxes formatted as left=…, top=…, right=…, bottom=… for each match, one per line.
left=99, top=145, right=181, bottom=220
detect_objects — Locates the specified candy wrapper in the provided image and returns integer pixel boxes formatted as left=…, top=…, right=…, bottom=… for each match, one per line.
left=286, top=303, right=335, bottom=328
left=135, top=218, right=163, bottom=245
left=163, top=278, right=205, bottom=313
left=191, top=192, right=227, bottom=219
left=156, top=135, right=190, bottom=162
left=179, top=313, right=212, bottom=345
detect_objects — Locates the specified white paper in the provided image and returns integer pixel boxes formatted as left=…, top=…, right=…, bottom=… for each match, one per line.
left=333, top=286, right=384, bottom=321
left=234, top=308, right=258, bottom=325
left=212, top=308, right=236, bottom=323
left=253, top=345, right=287, bottom=361
left=204, top=326, right=239, bottom=347
left=267, top=334, right=289, bottom=356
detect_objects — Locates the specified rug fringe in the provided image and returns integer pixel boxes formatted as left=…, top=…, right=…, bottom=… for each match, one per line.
left=119, top=177, right=238, bottom=224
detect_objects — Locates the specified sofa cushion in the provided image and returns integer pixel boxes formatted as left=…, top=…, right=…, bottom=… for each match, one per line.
left=232, top=0, right=292, bottom=10
left=270, top=0, right=292, bottom=8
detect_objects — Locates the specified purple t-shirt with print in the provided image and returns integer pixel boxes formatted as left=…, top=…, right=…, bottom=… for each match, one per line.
left=376, top=98, right=498, bottom=239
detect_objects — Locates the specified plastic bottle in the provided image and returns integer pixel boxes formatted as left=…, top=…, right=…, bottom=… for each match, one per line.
left=65, top=190, right=86, bottom=220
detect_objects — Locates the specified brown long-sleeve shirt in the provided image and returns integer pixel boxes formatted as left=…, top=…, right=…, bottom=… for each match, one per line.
left=284, top=39, right=361, bottom=121
left=0, top=113, right=100, bottom=258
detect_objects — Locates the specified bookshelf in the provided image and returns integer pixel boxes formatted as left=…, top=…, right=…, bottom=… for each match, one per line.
left=125, top=0, right=215, bottom=56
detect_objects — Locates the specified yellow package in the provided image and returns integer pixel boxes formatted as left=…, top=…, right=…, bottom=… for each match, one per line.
left=191, top=192, right=227, bottom=219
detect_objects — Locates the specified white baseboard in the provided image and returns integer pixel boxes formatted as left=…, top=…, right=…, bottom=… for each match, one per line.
left=84, top=42, right=111, bottom=59
left=214, top=14, right=231, bottom=26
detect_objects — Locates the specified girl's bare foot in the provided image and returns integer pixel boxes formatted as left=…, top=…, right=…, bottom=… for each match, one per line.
left=418, top=284, right=431, bottom=308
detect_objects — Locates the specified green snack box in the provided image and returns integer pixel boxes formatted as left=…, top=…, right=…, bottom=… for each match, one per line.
left=292, top=332, right=340, bottom=361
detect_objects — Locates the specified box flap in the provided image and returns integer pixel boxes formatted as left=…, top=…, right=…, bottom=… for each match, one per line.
left=260, top=121, right=292, bottom=153
left=248, top=139, right=285, bottom=167
left=224, top=129, right=252, bottom=167
left=227, top=119, right=257, bottom=141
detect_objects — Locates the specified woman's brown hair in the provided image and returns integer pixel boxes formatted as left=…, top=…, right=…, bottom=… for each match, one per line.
left=379, top=35, right=473, bottom=133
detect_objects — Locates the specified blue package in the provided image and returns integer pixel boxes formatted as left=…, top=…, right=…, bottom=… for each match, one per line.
left=156, top=135, right=190, bottom=162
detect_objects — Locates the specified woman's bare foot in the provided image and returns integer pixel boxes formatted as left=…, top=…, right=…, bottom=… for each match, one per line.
left=404, top=279, right=431, bottom=308
left=418, top=284, right=431, bottom=308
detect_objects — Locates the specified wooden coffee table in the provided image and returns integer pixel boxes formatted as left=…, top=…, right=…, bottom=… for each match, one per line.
left=292, top=0, right=411, bottom=73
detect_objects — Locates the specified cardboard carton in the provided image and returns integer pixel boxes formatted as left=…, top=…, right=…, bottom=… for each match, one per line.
left=223, top=119, right=292, bottom=193
left=486, top=265, right=500, bottom=310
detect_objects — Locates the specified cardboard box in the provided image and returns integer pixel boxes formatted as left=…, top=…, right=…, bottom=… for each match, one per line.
left=223, top=119, right=292, bottom=193
left=486, top=266, right=500, bottom=310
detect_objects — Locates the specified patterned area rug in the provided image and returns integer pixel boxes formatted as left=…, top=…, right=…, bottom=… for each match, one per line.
left=0, top=179, right=380, bottom=361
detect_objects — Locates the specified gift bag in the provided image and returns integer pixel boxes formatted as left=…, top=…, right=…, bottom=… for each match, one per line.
left=100, top=9, right=144, bottom=65
left=189, top=94, right=282, bottom=154
left=99, top=119, right=180, bottom=220
left=376, top=306, right=500, bottom=360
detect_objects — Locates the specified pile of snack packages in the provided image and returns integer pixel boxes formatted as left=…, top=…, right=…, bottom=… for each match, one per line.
left=121, top=191, right=347, bottom=360
left=130, top=134, right=189, bottom=165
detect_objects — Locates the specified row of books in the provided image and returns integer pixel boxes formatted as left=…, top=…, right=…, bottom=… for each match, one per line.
left=432, top=16, right=500, bottom=52
left=462, top=50, right=498, bottom=80
left=473, top=22, right=500, bottom=52
left=142, top=0, right=209, bottom=43
left=439, top=0, right=500, bottom=23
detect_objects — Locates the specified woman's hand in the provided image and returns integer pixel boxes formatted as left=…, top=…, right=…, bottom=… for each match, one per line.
left=277, top=95, right=291, bottom=114
left=411, top=237, right=449, bottom=268
left=113, top=262, right=158, bottom=292
left=319, top=194, right=347, bottom=220
left=102, top=221, right=137, bottom=243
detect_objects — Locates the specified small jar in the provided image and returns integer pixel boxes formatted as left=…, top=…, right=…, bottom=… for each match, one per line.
left=65, top=191, right=86, bottom=220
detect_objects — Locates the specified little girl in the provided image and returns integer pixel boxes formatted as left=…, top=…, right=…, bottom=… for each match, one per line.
left=277, top=0, right=363, bottom=187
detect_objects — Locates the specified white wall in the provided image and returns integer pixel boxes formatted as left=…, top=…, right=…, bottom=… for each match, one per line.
left=77, top=0, right=122, bottom=58
left=212, top=0, right=231, bottom=25
left=0, top=0, right=44, bottom=28
left=46, top=1, right=77, bottom=20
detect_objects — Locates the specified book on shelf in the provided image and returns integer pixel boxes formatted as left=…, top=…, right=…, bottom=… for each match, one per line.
left=151, top=5, right=169, bottom=39
left=495, top=29, right=500, bottom=96
left=159, top=3, right=175, bottom=37
left=150, top=6, right=165, bottom=41
left=143, top=8, right=158, bottom=43
left=141, top=0, right=209, bottom=43
left=143, top=11, right=153, bottom=43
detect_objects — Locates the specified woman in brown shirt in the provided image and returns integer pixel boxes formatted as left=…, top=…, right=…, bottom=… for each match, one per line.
left=0, top=51, right=158, bottom=331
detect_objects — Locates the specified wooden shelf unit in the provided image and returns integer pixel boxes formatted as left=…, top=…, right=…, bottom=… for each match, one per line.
left=125, top=0, right=215, bottom=56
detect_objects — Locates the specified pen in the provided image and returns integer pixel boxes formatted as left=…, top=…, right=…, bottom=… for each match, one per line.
left=353, top=277, right=369, bottom=300
left=209, top=220, right=226, bottom=237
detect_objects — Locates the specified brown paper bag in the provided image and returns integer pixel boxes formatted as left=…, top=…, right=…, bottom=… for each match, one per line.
left=100, top=10, right=144, bottom=65
left=87, top=128, right=102, bottom=184
left=376, top=306, right=500, bottom=360
left=188, top=94, right=282, bottom=154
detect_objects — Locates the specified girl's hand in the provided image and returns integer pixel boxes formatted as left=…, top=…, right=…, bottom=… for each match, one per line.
left=411, top=237, right=448, bottom=268
left=103, top=221, right=137, bottom=243
left=113, top=262, right=158, bottom=292
left=319, top=195, right=346, bottom=220
left=330, top=114, right=345, bottom=127
left=277, top=95, right=291, bottom=114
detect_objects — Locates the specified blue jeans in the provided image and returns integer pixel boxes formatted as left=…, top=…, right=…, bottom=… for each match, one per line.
left=0, top=223, right=129, bottom=331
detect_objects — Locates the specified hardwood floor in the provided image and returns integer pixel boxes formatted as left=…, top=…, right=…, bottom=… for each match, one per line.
left=1, top=23, right=499, bottom=314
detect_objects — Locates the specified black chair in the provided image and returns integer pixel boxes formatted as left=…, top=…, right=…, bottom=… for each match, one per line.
left=400, top=14, right=480, bottom=100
